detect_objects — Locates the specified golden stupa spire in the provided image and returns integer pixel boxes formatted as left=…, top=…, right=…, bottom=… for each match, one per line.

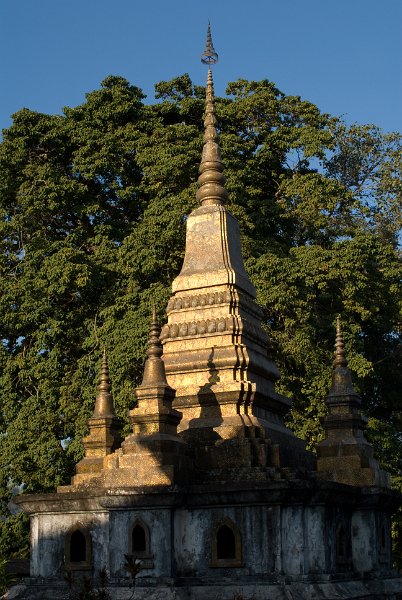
left=92, top=348, right=116, bottom=417
left=140, top=306, right=169, bottom=386
left=317, top=321, right=390, bottom=487
left=328, top=316, right=358, bottom=399
left=333, top=315, right=348, bottom=369
left=196, top=22, right=228, bottom=207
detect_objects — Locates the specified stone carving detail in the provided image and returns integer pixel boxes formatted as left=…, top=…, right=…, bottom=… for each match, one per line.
left=189, top=322, right=198, bottom=336
left=167, top=291, right=232, bottom=314
left=207, top=320, right=217, bottom=333
left=179, top=323, right=188, bottom=337
left=161, top=317, right=231, bottom=340
left=161, top=324, right=170, bottom=339
left=160, top=314, right=268, bottom=346
left=197, top=321, right=207, bottom=334
left=170, top=323, right=179, bottom=338
left=166, top=290, right=264, bottom=321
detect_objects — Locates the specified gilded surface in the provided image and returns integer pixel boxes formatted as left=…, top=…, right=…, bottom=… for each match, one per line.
left=317, top=318, right=390, bottom=487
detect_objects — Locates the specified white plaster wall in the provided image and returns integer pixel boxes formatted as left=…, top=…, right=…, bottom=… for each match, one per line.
left=30, top=515, right=40, bottom=577
left=174, top=508, right=206, bottom=577
left=242, top=505, right=280, bottom=575
left=304, top=507, right=327, bottom=573
left=281, top=506, right=305, bottom=575
left=109, top=508, right=172, bottom=578
left=29, top=502, right=387, bottom=583
left=31, top=511, right=109, bottom=578
left=351, top=510, right=376, bottom=573
left=174, top=505, right=281, bottom=577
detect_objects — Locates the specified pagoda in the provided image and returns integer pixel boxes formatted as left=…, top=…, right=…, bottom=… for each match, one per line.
left=12, top=25, right=401, bottom=600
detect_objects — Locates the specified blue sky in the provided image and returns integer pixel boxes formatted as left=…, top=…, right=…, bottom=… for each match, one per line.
left=1, top=0, right=401, bottom=133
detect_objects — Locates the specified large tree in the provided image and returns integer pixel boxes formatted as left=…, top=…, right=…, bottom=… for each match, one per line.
left=0, top=74, right=401, bottom=560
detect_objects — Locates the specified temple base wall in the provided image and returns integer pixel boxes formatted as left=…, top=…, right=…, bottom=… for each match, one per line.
left=13, top=482, right=400, bottom=600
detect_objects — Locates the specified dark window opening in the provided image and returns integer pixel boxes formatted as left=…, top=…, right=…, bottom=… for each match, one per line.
left=217, top=525, right=236, bottom=560
left=132, top=524, right=146, bottom=553
left=70, top=530, right=86, bottom=563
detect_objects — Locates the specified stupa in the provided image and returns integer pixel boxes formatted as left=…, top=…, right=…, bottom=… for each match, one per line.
left=11, top=24, right=402, bottom=600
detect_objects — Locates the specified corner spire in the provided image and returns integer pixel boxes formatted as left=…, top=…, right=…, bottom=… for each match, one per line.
left=317, top=316, right=391, bottom=488
left=196, top=23, right=228, bottom=207
left=71, top=348, right=122, bottom=485
left=333, top=315, right=348, bottom=369
left=140, top=307, right=169, bottom=386
left=93, top=348, right=116, bottom=417
left=122, top=308, right=189, bottom=486
left=328, top=316, right=358, bottom=400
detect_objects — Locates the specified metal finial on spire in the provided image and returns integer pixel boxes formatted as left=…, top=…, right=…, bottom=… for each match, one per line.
left=201, top=21, right=218, bottom=65
left=93, top=349, right=115, bottom=417
left=196, top=24, right=228, bottom=207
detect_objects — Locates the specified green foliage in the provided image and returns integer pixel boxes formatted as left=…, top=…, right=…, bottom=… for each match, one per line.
left=392, top=510, right=402, bottom=571
left=0, top=557, right=16, bottom=595
left=249, top=232, right=401, bottom=448
left=0, top=73, right=401, bottom=561
left=0, top=513, right=29, bottom=560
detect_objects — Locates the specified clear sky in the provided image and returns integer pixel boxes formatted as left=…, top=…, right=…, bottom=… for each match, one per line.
left=1, top=0, right=401, bottom=134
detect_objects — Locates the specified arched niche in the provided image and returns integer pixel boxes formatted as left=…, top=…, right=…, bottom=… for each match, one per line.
left=65, top=523, right=92, bottom=571
left=129, top=519, right=153, bottom=560
left=211, top=517, right=242, bottom=568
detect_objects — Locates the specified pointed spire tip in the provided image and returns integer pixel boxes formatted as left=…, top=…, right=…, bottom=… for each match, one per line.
left=196, top=24, right=228, bottom=207
left=93, top=348, right=115, bottom=418
left=327, top=314, right=359, bottom=400
left=334, top=315, right=347, bottom=369
left=201, top=21, right=218, bottom=66
left=139, top=305, right=168, bottom=387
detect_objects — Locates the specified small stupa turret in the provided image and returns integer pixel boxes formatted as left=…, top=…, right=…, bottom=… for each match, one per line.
left=93, top=348, right=116, bottom=417
left=140, top=306, right=172, bottom=387
left=73, top=349, right=122, bottom=485
left=128, top=306, right=182, bottom=437
left=328, top=316, right=360, bottom=399
left=317, top=317, right=390, bottom=487
left=105, top=309, right=190, bottom=486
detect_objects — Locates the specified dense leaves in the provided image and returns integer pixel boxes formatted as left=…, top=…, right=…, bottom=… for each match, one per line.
left=0, top=73, right=401, bottom=560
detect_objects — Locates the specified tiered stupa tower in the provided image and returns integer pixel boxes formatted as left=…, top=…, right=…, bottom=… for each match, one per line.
left=317, top=317, right=390, bottom=487
left=73, top=349, right=122, bottom=485
left=161, top=25, right=308, bottom=473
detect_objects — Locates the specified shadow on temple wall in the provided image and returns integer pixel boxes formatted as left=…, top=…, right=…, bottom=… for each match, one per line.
left=181, top=348, right=225, bottom=470
left=181, top=347, right=274, bottom=472
left=6, top=530, right=137, bottom=599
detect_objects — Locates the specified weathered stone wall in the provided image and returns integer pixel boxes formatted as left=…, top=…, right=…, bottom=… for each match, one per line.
left=30, top=511, right=109, bottom=578
left=27, top=497, right=393, bottom=582
left=109, top=508, right=173, bottom=578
